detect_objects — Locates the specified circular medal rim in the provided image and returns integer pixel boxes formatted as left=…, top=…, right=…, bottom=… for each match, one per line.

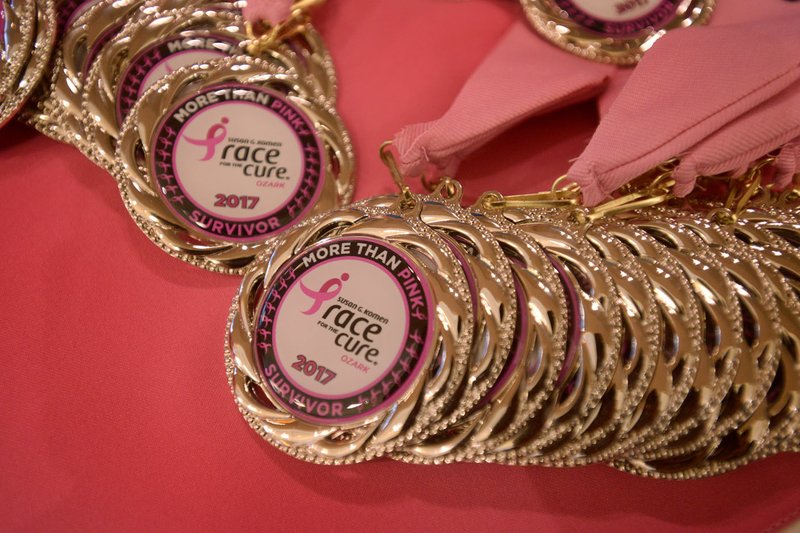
left=148, top=82, right=326, bottom=243
left=624, top=215, right=748, bottom=460
left=550, top=0, right=681, bottom=37
left=45, top=0, right=144, bottom=149
left=353, top=190, right=520, bottom=463
left=114, top=30, right=241, bottom=125
left=451, top=206, right=571, bottom=460
left=114, top=54, right=353, bottom=274
left=254, top=234, right=436, bottom=426
left=0, top=0, right=35, bottom=99
left=81, top=3, right=333, bottom=170
left=521, top=0, right=715, bottom=65
left=225, top=201, right=474, bottom=464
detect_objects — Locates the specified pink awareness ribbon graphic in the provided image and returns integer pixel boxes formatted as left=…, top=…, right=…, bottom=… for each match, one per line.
left=184, top=117, right=229, bottom=161
left=300, top=274, right=349, bottom=315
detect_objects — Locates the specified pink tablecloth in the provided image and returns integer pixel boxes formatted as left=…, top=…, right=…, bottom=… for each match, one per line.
left=2, top=1, right=799, bottom=530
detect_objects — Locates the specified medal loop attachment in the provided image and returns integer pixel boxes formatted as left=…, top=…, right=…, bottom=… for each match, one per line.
left=380, top=141, right=417, bottom=209
left=244, top=0, right=324, bottom=56
left=430, top=176, right=461, bottom=201
left=777, top=185, right=800, bottom=207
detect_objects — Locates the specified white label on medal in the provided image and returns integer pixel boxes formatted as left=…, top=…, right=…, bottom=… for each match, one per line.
left=151, top=83, right=324, bottom=242
left=173, top=101, right=304, bottom=219
left=275, top=258, right=407, bottom=397
left=256, top=237, right=433, bottom=424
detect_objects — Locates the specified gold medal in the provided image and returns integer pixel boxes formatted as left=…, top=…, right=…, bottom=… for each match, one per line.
left=115, top=55, right=353, bottom=273
left=1, top=0, right=35, bottom=100
left=462, top=205, right=569, bottom=462
left=355, top=182, right=518, bottom=463
left=615, top=210, right=779, bottom=477
left=83, top=3, right=337, bottom=170
left=571, top=224, right=660, bottom=462
left=219, top=140, right=799, bottom=474
left=499, top=208, right=623, bottom=464
left=521, top=0, right=714, bottom=64
left=602, top=222, right=702, bottom=468
left=615, top=219, right=742, bottom=469
left=667, top=211, right=781, bottom=462
left=733, top=211, right=800, bottom=454
left=226, top=195, right=474, bottom=463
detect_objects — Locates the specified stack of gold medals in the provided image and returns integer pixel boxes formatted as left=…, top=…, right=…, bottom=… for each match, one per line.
left=227, top=146, right=800, bottom=478
left=20, top=0, right=353, bottom=273
left=3, top=0, right=799, bottom=479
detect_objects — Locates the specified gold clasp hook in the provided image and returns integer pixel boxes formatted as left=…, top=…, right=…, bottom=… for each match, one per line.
left=479, top=175, right=581, bottom=210
left=245, top=0, right=325, bottom=56
left=480, top=161, right=678, bottom=222
left=729, top=156, right=774, bottom=212
left=583, top=169, right=676, bottom=223
left=777, top=184, right=800, bottom=208
left=566, top=160, right=678, bottom=223
left=380, top=141, right=416, bottom=209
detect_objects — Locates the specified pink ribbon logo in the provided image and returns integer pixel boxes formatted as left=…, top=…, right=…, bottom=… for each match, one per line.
left=184, top=117, right=228, bottom=161
left=300, top=273, right=349, bottom=315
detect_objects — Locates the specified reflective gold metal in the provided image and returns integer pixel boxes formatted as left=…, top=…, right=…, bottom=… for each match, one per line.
left=82, top=4, right=336, bottom=171
left=224, top=149, right=800, bottom=475
left=115, top=55, right=353, bottom=273
left=0, top=0, right=54, bottom=128
left=520, top=0, right=715, bottom=65
left=27, top=0, right=144, bottom=149
left=226, top=197, right=474, bottom=463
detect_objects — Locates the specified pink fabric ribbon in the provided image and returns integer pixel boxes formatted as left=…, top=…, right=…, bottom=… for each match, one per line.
left=393, top=21, right=615, bottom=177
left=243, top=0, right=293, bottom=26
left=570, top=15, right=800, bottom=205
left=671, top=84, right=800, bottom=196
left=392, top=1, right=800, bottom=203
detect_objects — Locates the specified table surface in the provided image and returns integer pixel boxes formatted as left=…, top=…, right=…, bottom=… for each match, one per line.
left=2, top=1, right=800, bottom=531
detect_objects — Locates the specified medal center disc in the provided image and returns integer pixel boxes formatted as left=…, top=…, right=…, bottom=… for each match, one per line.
left=256, top=237, right=433, bottom=425
left=151, top=83, right=325, bottom=242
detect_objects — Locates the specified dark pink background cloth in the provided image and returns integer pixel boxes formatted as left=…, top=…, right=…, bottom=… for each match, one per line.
left=242, top=0, right=291, bottom=26
left=1, top=1, right=799, bottom=530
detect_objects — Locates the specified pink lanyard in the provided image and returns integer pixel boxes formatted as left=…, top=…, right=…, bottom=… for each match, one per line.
left=391, top=0, right=800, bottom=204
left=250, top=0, right=800, bottom=204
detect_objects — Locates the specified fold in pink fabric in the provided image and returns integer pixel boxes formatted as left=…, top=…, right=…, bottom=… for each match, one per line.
left=775, top=139, right=800, bottom=189
left=672, top=84, right=800, bottom=196
left=393, top=21, right=615, bottom=177
left=569, top=15, right=800, bottom=205
left=597, top=69, right=632, bottom=119
left=243, top=0, right=293, bottom=26
left=393, top=3, right=800, bottom=202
